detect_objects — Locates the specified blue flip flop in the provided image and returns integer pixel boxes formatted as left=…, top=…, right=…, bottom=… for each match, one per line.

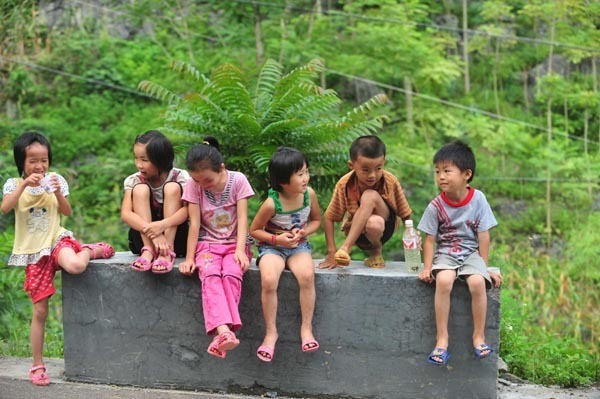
left=427, top=347, right=451, bottom=366
left=473, top=343, right=495, bottom=359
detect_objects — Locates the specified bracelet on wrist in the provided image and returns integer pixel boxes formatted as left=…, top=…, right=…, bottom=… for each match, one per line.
left=271, top=234, right=277, bottom=245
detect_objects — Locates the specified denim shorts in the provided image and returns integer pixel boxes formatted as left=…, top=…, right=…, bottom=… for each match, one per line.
left=256, top=241, right=312, bottom=267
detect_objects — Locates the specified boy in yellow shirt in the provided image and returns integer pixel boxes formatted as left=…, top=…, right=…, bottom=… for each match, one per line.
left=319, top=135, right=412, bottom=269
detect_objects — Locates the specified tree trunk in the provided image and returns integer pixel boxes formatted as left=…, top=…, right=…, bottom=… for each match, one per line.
left=308, top=0, right=322, bottom=39
left=545, top=5, right=557, bottom=252
left=493, top=39, right=500, bottom=115
left=462, top=0, right=470, bottom=94
left=584, top=108, right=592, bottom=200
left=279, top=2, right=292, bottom=64
left=253, top=4, right=264, bottom=65
left=523, top=70, right=530, bottom=111
left=563, top=97, right=568, bottom=144
left=404, top=76, right=414, bottom=136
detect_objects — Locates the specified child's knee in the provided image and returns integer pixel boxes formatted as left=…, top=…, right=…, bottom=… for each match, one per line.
left=435, top=271, right=455, bottom=292
left=61, top=258, right=87, bottom=274
left=163, top=182, right=183, bottom=200
left=32, top=302, right=49, bottom=321
left=467, top=275, right=486, bottom=293
left=261, top=273, right=280, bottom=292
left=364, top=215, right=385, bottom=236
left=359, top=189, right=382, bottom=204
left=132, top=183, right=150, bottom=197
left=296, top=270, right=315, bottom=287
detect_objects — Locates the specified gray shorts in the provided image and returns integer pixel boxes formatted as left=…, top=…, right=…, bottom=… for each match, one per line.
left=432, top=252, right=492, bottom=289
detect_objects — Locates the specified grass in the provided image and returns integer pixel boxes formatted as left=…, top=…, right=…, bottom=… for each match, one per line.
left=0, top=265, right=64, bottom=359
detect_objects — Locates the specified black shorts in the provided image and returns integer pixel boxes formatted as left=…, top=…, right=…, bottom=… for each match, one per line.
left=128, top=224, right=188, bottom=258
left=127, top=181, right=188, bottom=257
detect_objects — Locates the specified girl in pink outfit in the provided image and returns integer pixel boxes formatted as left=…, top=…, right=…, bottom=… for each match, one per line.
left=178, top=137, right=255, bottom=359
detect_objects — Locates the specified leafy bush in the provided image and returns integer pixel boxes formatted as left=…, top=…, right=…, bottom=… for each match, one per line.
left=501, top=294, right=599, bottom=387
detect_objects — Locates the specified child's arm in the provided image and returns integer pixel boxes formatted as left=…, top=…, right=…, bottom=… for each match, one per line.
left=1, top=176, right=37, bottom=214
left=52, top=178, right=72, bottom=216
left=477, top=230, right=491, bottom=265
left=249, top=198, right=277, bottom=245
left=234, top=198, right=250, bottom=272
left=120, top=190, right=151, bottom=233
left=1, top=173, right=54, bottom=214
left=479, top=230, right=502, bottom=287
left=178, top=202, right=200, bottom=275
left=317, top=216, right=338, bottom=269
left=142, top=206, right=188, bottom=238
left=418, top=234, right=436, bottom=283
left=293, top=188, right=321, bottom=240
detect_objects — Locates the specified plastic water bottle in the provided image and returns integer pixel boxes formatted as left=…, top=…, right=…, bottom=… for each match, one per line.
left=402, top=219, right=421, bottom=273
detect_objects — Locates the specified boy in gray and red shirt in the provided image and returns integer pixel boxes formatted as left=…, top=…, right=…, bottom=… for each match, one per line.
left=418, top=140, right=502, bottom=366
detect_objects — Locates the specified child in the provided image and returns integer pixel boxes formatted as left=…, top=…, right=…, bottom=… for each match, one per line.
left=178, top=137, right=255, bottom=359
left=1, top=132, right=114, bottom=386
left=121, top=130, right=189, bottom=274
left=250, top=147, right=322, bottom=362
left=417, top=140, right=502, bottom=366
left=319, top=135, right=412, bottom=269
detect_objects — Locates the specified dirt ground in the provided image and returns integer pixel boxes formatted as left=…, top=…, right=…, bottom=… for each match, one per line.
left=497, top=374, right=599, bottom=399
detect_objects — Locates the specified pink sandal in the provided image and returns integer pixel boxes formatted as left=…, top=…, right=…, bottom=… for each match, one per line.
left=81, top=242, right=115, bottom=260
left=131, top=246, right=155, bottom=272
left=151, top=249, right=176, bottom=274
left=217, top=331, right=240, bottom=352
left=29, top=364, right=50, bottom=386
left=207, top=336, right=226, bottom=359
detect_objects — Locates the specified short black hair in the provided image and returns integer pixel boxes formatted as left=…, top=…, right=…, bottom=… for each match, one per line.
left=14, top=132, right=52, bottom=177
left=433, top=140, right=476, bottom=183
left=349, top=135, right=386, bottom=161
left=135, top=130, right=174, bottom=174
left=186, top=136, right=222, bottom=172
left=269, top=147, right=309, bottom=192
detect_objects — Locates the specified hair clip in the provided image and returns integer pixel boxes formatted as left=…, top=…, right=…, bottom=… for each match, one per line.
left=203, top=141, right=210, bottom=146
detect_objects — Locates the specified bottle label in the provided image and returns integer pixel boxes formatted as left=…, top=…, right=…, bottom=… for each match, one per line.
left=403, top=238, right=418, bottom=249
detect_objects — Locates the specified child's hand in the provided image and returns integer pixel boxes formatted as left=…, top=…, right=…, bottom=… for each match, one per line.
left=418, top=269, right=434, bottom=283
left=152, top=235, right=170, bottom=256
left=277, top=232, right=299, bottom=248
left=489, top=272, right=503, bottom=288
left=291, top=227, right=306, bottom=241
left=24, top=173, right=44, bottom=187
left=234, top=249, right=250, bottom=272
left=318, top=254, right=338, bottom=269
left=143, top=221, right=166, bottom=238
left=178, top=259, right=196, bottom=275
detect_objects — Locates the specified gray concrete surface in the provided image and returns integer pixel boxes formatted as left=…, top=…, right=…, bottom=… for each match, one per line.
left=1, top=357, right=598, bottom=399
left=61, top=252, right=500, bottom=399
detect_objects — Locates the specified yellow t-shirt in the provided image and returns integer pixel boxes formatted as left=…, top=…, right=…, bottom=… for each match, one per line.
left=4, top=175, right=71, bottom=266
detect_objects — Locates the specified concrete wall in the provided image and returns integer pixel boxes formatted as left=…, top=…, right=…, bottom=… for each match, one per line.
left=62, top=252, right=500, bottom=399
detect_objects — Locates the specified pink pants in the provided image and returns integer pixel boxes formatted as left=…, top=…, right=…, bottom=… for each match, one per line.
left=195, top=242, right=251, bottom=335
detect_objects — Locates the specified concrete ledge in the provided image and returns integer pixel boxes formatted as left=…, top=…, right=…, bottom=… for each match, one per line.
left=62, top=252, right=500, bottom=399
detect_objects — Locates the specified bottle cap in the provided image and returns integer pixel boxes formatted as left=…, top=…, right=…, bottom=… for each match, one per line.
left=404, top=219, right=413, bottom=227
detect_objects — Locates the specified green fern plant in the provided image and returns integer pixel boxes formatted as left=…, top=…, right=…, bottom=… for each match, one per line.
left=138, top=58, right=389, bottom=195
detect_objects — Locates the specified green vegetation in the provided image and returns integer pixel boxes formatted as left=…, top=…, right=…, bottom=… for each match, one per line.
left=0, top=0, right=598, bottom=387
